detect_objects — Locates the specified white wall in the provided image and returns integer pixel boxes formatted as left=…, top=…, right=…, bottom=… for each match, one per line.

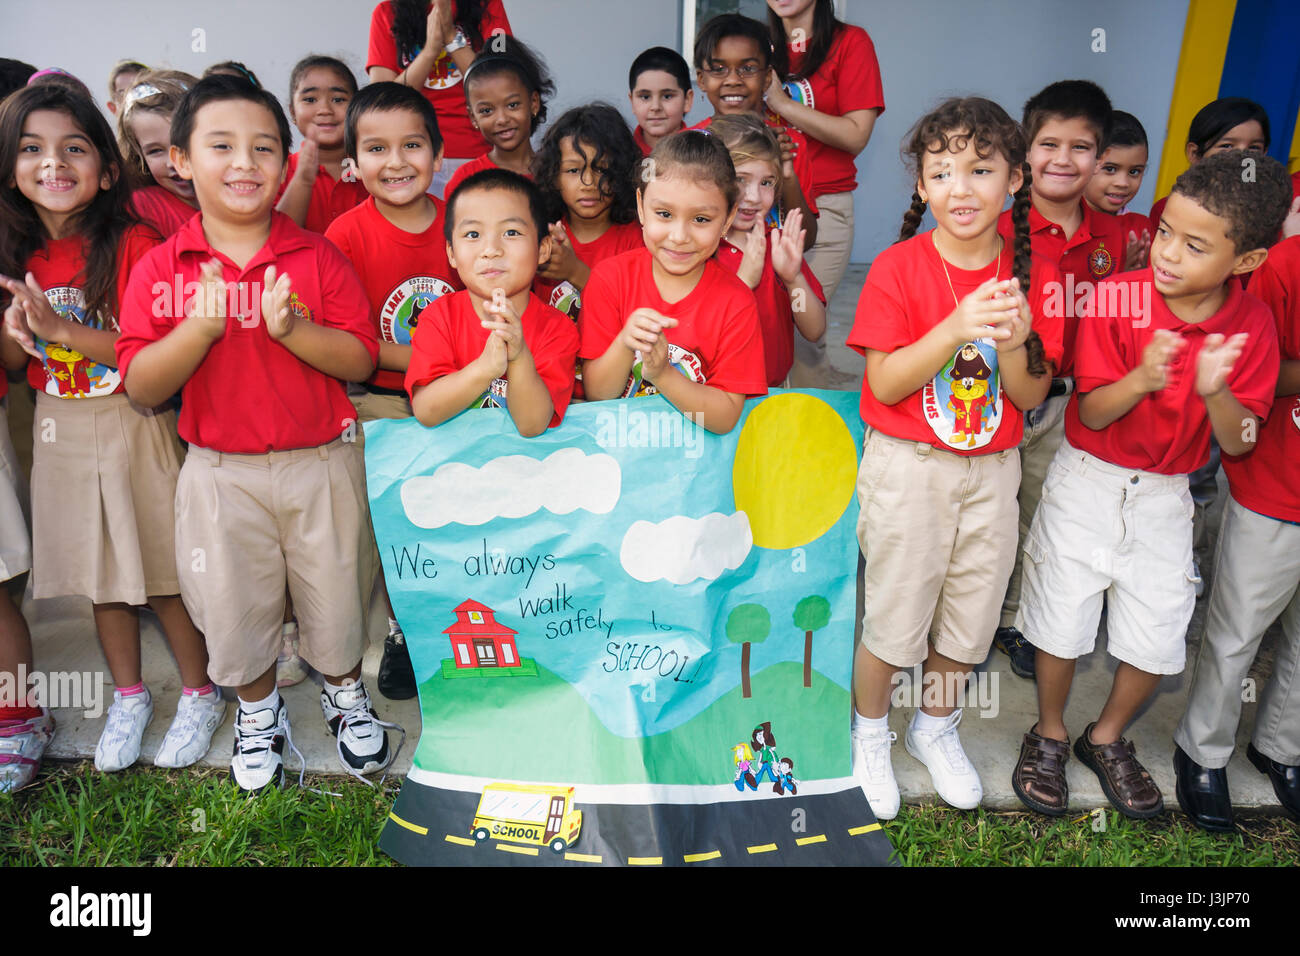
left=4, top=0, right=1185, bottom=264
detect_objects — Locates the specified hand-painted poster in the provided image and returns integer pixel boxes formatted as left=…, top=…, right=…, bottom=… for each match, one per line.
left=365, top=389, right=894, bottom=866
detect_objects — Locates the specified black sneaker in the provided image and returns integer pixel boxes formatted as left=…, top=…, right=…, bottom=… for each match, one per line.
left=378, top=627, right=417, bottom=700
left=993, top=626, right=1036, bottom=680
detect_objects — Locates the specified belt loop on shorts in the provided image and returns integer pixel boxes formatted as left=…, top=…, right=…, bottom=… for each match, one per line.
left=914, top=441, right=931, bottom=459
left=318, top=442, right=330, bottom=460
left=213, top=450, right=222, bottom=468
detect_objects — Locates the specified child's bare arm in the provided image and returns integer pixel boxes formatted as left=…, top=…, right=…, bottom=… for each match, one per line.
left=377, top=342, right=413, bottom=372
left=0, top=274, right=119, bottom=366
left=410, top=357, right=498, bottom=427
left=994, top=283, right=1050, bottom=410
left=582, top=308, right=675, bottom=401
left=481, top=295, right=553, bottom=437
left=260, top=266, right=374, bottom=381
left=1198, top=332, right=1258, bottom=456
left=775, top=129, right=817, bottom=250
left=1077, top=329, right=1183, bottom=431
left=651, top=368, right=746, bottom=434
left=1276, top=358, right=1300, bottom=396
left=275, top=140, right=316, bottom=228
left=772, top=211, right=825, bottom=344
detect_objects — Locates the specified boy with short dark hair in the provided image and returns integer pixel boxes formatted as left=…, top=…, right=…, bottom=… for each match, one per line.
left=994, top=79, right=1127, bottom=678
left=406, top=168, right=579, bottom=437
left=1085, top=109, right=1152, bottom=265
left=690, top=13, right=817, bottom=248
left=628, top=46, right=694, bottom=156
left=325, top=81, right=463, bottom=701
left=1012, top=150, right=1291, bottom=820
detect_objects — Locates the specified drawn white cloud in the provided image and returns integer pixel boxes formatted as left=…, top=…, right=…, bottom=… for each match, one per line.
left=620, top=512, right=753, bottom=585
left=400, top=447, right=621, bottom=529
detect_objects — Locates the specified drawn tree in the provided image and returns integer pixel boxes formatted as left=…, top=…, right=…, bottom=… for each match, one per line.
left=726, top=603, right=770, bottom=699
left=793, top=595, right=831, bottom=688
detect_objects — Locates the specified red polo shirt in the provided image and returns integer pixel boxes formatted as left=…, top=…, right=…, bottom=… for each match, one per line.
left=1226, top=236, right=1300, bottom=521
left=277, top=150, right=369, bottom=235
left=784, top=24, right=885, bottom=198
left=1066, top=269, right=1278, bottom=475
left=715, top=233, right=825, bottom=386
left=128, top=186, right=197, bottom=238
left=405, top=290, right=579, bottom=427
left=848, top=229, right=1064, bottom=455
left=633, top=122, right=687, bottom=157
left=115, top=212, right=378, bottom=453
left=325, top=195, right=462, bottom=391
left=998, top=199, right=1125, bottom=375
left=579, top=246, right=768, bottom=398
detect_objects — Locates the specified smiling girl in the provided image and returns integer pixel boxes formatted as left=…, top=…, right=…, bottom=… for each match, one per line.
left=117, top=70, right=200, bottom=237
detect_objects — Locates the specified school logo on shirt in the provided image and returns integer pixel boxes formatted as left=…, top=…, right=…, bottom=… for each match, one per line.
left=477, top=376, right=509, bottom=410
left=1290, top=396, right=1300, bottom=433
left=381, top=276, right=457, bottom=345
left=548, top=281, right=581, bottom=319
left=922, top=340, right=1002, bottom=449
left=288, top=292, right=312, bottom=322
left=35, top=286, right=119, bottom=399
left=783, top=78, right=814, bottom=110
left=622, top=344, right=706, bottom=398
left=1088, top=242, right=1115, bottom=278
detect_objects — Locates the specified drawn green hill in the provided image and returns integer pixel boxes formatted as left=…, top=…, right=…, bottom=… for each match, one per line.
left=412, top=660, right=850, bottom=785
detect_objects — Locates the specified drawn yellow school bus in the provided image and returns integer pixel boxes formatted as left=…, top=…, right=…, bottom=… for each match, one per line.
left=471, top=783, right=583, bottom=853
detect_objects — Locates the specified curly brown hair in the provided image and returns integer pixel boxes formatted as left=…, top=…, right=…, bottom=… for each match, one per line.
left=1170, top=149, right=1290, bottom=252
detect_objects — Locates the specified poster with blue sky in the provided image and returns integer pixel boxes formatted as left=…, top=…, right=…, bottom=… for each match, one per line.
left=366, top=390, right=893, bottom=866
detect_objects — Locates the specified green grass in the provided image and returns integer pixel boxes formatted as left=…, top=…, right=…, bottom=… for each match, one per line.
left=3, top=762, right=1295, bottom=866
left=883, top=804, right=1300, bottom=866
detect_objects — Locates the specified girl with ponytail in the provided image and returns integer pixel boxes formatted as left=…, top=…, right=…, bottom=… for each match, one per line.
left=844, top=97, right=1062, bottom=819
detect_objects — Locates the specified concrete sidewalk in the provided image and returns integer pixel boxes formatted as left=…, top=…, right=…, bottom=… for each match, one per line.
left=22, top=262, right=1289, bottom=813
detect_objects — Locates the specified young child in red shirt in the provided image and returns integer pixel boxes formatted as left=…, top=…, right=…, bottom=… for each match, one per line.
left=711, top=113, right=826, bottom=386
left=406, top=168, right=579, bottom=436
left=690, top=13, right=817, bottom=249
left=442, top=37, right=553, bottom=200
left=0, top=82, right=217, bottom=781
left=1084, top=109, right=1151, bottom=269
left=276, top=55, right=368, bottom=234
left=846, top=97, right=1061, bottom=820
left=325, top=81, right=462, bottom=702
left=1012, top=151, right=1292, bottom=821
left=115, top=74, right=394, bottom=793
left=580, top=130, right=768, bottom=434
left=1174, top=226, right=1300, bottom=830
left=993, top=80, right=1127, bottom=680
left=116, top=70, right=200, bottom=237
left=628, top=46, right=694, bottom=157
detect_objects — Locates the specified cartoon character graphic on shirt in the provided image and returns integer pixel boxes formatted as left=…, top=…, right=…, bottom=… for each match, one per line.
left=477, top=376, right=509, bottom=411
left=923, top=339, right=1002, bottom=449
left=403, top=48, right=464, bottom=91
left=382, top=276, right=456, bottom=345
left=35, top=286, right=119, bottom=398
left=548, top=281, right=581, bottom=319
left=622, top=343, right=706, bottom=397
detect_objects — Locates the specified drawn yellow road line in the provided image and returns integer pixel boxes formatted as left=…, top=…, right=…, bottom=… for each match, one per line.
left=747, top=843, right=778, bottom=854
left=848, top=823, right=883, bottom=835
left=444, top=834, right=476, bottom=847
left=564, top=852, right=602, bottom=863
left=387, top=811, right=428, bottom=835
left=796, top=834, right=827, bottom=846
left=628, top=856, right=663, bottom=865
left=684, top=850, right=722, bottom=863
left=497, top=844, right=539, bottom=857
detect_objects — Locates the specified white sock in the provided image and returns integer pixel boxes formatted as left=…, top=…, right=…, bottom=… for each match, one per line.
left=239, top=688, right=280, bottom=713
left=387, top=617, right=401, bottom=634
left=852, top=709, right=889, bottom=733
left=911, top=709, right=956, bottom=733
left=281, top=620, right=297, bottom=636
left=322, top=677, right=358, bottom=698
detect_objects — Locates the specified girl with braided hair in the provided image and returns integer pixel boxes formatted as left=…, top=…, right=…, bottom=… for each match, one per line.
left=844, top=97, right=1063, bottom=819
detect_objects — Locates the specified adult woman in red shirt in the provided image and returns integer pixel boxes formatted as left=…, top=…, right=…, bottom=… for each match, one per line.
left=366, top=0, right=512, bottom=196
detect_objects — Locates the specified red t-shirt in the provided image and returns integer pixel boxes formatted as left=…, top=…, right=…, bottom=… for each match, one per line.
left=847, top=229, right=1065, bottom=455
left=1065, top=270, right=1278, bottom=475
left=405, top=290, right=580, bottom=427
left=116, top=212, right=378, bottom=453
left=579, top=246, right=768, bottom=398
left=998, top=199, right=1125, bottom=375
left=633, top=122, right=686, bottom=157
left=324, top=195, right=463, bottom=391
left=366, top=0, right=512, bottom=160
left=784, top=24, right=885, bottom=198
left=691, top=114, right=819, bottom=217
left=24, top=225, right=160, bottom=400
left=533, top=220, right=644, bottom=320
left=277, top=150, right=369, bottom=235
left=444, top=152, right=504, bottom=200
left=128, top=185, right=197, bottom=238
left=1226, top=236, right=1300, bottom=521
left=715, top=233, right=825, bottom=386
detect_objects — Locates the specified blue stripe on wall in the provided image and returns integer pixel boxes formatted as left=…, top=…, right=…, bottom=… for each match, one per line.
left=1218, top=0, right=1300, bottom=162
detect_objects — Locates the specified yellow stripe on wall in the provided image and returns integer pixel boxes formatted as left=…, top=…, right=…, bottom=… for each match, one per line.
left=1289, top=106, right=1300, bottom=174
left=1154, top=0, right=1237, bottom=199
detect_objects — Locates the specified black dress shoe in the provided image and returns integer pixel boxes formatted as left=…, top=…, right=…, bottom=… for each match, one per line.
left=377, top=629, right=417, bottom=701
left=1247, top=743, right=1300, bottom=820
left=1173, top=744, right=1234, bottom=832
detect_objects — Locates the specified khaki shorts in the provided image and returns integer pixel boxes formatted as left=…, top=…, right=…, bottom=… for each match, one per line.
left=1016, top=440, right=1196, bottom=674
left=174, top=437, right=377, bottom=686
left=0, top=400, right=31, bottom=582
left=31, top=391, right=183, bottom=603
left=856, top=427, right=1020, bottom=667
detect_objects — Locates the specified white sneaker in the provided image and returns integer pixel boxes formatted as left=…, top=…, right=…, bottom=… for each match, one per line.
left=275, top=622, right=308, bottom=687
left=320, top=680, right=398, bottom=780
left=231, top=697, right=300, bottom=793
left=851, top=724, right=900, bottom=820
left=94, top=688, right=153, bottom=772
left=905, top=709, right=983, bottom=809
left=0, top=708, right=55, bottom=792
left=155, top=690, right=227, bottom=768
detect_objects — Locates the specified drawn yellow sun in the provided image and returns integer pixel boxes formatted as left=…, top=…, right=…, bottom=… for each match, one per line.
left=732, top=393, right=858, bottom=550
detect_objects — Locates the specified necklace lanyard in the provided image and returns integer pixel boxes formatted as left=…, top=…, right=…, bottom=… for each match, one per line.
left=933, top=230, right=1004, bottom=307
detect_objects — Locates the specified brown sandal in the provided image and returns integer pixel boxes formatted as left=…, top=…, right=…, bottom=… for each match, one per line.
left=1012, top=724, right=1071, bottom=816
left=1073, top=722, right=1164, bottom=819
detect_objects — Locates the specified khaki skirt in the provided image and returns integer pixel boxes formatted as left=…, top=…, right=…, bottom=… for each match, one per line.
left=31, top=391, right=184, bottom=604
